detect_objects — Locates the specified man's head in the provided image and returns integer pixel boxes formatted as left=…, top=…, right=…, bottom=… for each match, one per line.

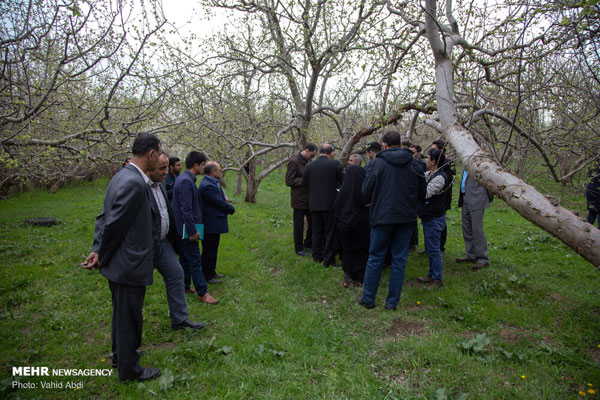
left=169, top=157, right=181, bottom=176
left=365, top=142, right=382, bottom=160
left=348, top=153, right=362, bottom=166
left=427, top=149, right=445, bottom=170
left=204, top=161, right=223, bottom=180
left=131, top=133, right=162, bottom=172
left=431, top=139, right=446, bottom=151
left=381, top=131, right=401, bottom=149
left=319, top=143, right=335, bottom=159
left=410, top=144, right=422, bottom=158
left=185, top=151, right=207, bottom=176
left=147, top=154, right=169, bottom=183
left=300, top=143, right=318, bottom=161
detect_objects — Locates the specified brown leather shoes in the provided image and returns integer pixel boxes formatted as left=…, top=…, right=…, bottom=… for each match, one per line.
left=417, top=276, right=434, bottom=283
left=198, top=293, right=219, bottom=305
left=185, top=288, right=196, bottom=294
left=456, top=256, right=476, bottom=263
left=427, top=279, right=444, bottom=290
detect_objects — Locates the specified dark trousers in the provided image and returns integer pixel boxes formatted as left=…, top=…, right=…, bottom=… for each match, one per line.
left=109, top=280, right=145, bottom=381
left=311, top=210, right=335, bottom=263
left=440, top=225, right=447, bottom=252
left=409, top=220, right=419, bottom=248
left=202, top=233, right=221, bottom=280
left=293, top=208, right=312, bottom=252
left=179, top=239, right=208, bottom=296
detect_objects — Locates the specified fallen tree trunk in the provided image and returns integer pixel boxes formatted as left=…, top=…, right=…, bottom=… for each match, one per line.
left=446, top=123, right=600, bottom=267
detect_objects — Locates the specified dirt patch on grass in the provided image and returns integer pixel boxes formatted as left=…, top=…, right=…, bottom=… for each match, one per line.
left=498, top=325, right=530, bottom=343
left=550, top=292, right=564, bottom=302
left=270, top=268, right=282, bottom=276
left=461, top=330, right=478, bottom=339
left=588, top=347, right=600, bottom=365
left=388, top=318, right=426, bottom=337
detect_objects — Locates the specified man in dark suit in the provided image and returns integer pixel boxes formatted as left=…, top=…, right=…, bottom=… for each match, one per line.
left=148, top=154, right=206, bottom=330
left=285, top=143, right=318, bottom=257
left=199, top=161, right=235, bottom=283
left=83, top=133, right=162, bottom=382
left=456, top=170, right=491, bottom=270
left=172, top=151, right=218, bottom=305
left=302, top=143, right=344, bottom=266
left=164, top=156, right=181, bottom=202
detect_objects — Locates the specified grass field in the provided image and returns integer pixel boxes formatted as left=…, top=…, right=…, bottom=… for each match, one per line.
left=0, top=170, right=599, bottom=399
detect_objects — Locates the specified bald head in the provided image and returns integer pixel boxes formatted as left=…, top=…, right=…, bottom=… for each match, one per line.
left=319, top=143, right=335, bottom=159
left=204, top=161, right=223, bottom=179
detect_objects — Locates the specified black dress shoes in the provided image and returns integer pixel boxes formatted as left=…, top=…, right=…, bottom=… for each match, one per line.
left=295, top=250, right=309, bottom=257
left=357, top=296, right=375, bottom=309
left=136, top=367, right=161, bottom=382
left=171, top=319, right=206, bottom=331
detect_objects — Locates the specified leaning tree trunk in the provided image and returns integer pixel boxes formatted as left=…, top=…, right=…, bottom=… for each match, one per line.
left=447, top=124, right=600, bottom=267
left=423, top=0, right=600, bottom=267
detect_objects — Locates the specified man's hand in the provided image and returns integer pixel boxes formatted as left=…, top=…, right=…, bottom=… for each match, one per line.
left=189, top=232, right=200, bottom=241
left=81, top=252, right=100, bottom=269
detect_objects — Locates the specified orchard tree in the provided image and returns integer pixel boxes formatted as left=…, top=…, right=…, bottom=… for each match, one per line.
left=0, top=0, right=173, bottom=194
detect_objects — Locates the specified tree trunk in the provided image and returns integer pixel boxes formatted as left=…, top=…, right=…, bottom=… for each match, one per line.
left=236, top=169, right=243, bottom=195
left=446, top=123, right=600, bottom=267
left=423, top=0, right=599, bottom=267
left=245, top=158, right=257, bottom=203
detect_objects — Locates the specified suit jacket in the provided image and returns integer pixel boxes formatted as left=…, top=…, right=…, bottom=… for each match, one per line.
left=301, top=155, right=344, bottom=211
left=164, top=172, right=177, bottom=202
left=285, top=152, right=309, bottom=209
left=155, top=182, right=181, bottom=254
left=92, top=164, right=156, bottom=286
left=459, top=172, right=490, bottom=211
left=199, top=175, right=235, bottom=234
left=172, top=170, right=203, bottom=237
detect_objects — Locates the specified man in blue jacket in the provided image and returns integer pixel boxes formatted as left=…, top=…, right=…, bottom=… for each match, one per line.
left=199, top=161, right=235, bottom=283
left=358, top=131, right=426, bottom=310
left=172, top=151, right=218, bottom=305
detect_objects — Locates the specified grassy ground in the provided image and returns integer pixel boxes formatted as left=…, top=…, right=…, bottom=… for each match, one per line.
left=0, top=170, right=598, bottom=399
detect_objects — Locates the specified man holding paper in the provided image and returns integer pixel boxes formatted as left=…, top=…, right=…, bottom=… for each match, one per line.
left=172, top=151, right=219, bottom=305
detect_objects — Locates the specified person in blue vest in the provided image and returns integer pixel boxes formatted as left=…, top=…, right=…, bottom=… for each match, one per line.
left=199, top=161, right=236, bottom=284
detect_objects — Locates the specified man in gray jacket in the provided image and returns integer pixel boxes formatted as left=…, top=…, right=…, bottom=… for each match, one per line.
left=456, top=170, right=491, bottom=269
left=83, top=133, right=163, bottom=383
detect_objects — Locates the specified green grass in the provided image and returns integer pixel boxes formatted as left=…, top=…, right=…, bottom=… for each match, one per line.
left=0, top=171, right=599, bottom=399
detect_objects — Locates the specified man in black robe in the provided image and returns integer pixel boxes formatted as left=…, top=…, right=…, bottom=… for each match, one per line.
left=334, top=164, right=370, bottom=286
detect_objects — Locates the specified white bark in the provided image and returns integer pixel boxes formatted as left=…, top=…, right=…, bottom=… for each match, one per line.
left=424, top=0, right=600, bottom=267
left=446, top=123, right=600, bottom=267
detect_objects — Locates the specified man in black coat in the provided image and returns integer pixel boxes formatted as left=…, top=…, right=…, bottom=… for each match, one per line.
left=285, top=143, right=318, bottom=257
left=302, top=143, right=344, bottom=266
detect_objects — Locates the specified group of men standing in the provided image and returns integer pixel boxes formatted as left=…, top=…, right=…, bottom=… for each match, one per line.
left=286, top=131, right=492, bottom=311
left=83, top=133, right=234, bottom=383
